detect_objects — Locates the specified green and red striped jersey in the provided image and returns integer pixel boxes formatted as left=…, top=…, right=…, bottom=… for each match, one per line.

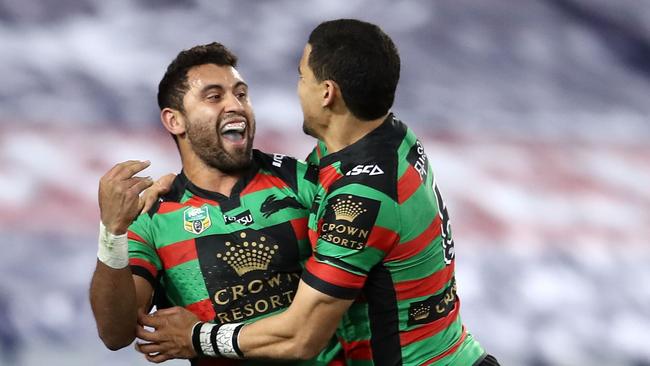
left=302, top=115, right=486, bottom=366
left=127, top=149, right=339, bottom=366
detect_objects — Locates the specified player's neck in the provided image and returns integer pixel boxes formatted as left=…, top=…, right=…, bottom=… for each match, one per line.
left=320, top=112, right=387, bottom=154
left=180, top=152, right=242, bottom=197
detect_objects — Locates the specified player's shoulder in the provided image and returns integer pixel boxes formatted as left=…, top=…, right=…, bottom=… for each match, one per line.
left=144, top=172, right=188, bottom=218
left=253, top=149, right=318, bottom=193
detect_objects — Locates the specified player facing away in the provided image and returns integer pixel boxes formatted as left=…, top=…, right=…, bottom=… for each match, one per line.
left=89, top=42, right=343, bottom=366
left=135, top=20, right=500, bottom=365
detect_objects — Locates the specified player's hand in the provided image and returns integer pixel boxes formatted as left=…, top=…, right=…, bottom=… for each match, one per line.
left=135, top=307, right=199, bottom=363
left=140, top=173, right=176, bottom=214
left=98, top=160, right=153, bottom=235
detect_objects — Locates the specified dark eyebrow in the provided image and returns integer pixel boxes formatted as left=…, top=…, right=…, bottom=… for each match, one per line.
left=200, top=81, right=248, bottom=94
left=297, top=65, right=302, bottom=75
left=234, top=81, right=248, bottom=89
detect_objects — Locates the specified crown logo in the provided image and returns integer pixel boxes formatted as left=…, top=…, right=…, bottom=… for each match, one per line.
left=216, top=232, right=279, bottom=276
left=332, top=196, right=367, bottom=222
left=411, top=303, right=430, bottom=321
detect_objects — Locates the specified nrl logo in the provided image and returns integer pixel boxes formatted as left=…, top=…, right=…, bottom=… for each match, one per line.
left=183, top=206, right=212, bottom=235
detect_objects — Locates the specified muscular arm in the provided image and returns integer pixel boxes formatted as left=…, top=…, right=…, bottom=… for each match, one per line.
left=89, top=160, right=159, bottom=350
left=90, top=266, right=153, bottom=350
left=136, top=279, right=352, bottom=362
left=238, top=280, right=352, bottom=360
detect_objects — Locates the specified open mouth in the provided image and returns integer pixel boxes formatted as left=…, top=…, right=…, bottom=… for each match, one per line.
left=220, top=120, right=247, bottom=143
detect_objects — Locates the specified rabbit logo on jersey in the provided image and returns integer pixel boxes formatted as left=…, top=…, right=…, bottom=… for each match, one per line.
left=183, top=206, right=212, bottom=235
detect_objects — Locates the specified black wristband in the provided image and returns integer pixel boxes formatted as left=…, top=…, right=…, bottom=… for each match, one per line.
left=231, top=323, right=245, bottom=358
left=210, top=323, right=222, bottom=357
left=191, top=322, right=204, bottom=357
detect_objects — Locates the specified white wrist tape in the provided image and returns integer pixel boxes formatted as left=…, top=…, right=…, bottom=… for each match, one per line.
left=192, top=322, right=244, bottom=359
left=215, top=323, right=245, bottom=359
left=97, top=221, right=129, bottom=269
left=198, top=323, right=218, bottom=357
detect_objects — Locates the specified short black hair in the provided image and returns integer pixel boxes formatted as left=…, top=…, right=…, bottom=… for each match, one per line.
left=157, top=42, right=238, bottom=112
left=307, top=19, right=400, bottom=120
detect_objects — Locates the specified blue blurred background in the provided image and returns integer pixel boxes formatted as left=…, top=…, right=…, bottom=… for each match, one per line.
left=1, top=1, right=649, bottom=365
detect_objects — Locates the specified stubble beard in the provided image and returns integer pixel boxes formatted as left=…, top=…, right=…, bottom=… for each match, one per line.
left=186, top=116, right=254, bottom=174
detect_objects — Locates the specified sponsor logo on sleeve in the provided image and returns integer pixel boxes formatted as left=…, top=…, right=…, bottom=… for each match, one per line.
left=223, top=209, right=255, bottom=226
left=407, top=279, right=457, bottom=326
left=318, top=194, right=381, bottom=250
left=183, top=206, right=212, bottom=234
left=406, top=140, right=429, bottom=182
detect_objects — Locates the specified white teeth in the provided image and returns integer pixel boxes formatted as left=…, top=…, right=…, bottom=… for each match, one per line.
left=221, top=121, right=246, bottom=133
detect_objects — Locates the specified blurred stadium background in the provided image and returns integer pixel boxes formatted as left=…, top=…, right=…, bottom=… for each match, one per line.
left=1, top=0, right=650, bottom=365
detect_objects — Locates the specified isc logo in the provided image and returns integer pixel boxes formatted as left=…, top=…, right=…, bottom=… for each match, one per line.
left=346, top=164, right=384, bottom=176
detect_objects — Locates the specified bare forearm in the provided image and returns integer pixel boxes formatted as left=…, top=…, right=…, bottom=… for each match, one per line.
left=89, top=260, right=138, bottom=350
left=237, top=282, right=349, bottom=360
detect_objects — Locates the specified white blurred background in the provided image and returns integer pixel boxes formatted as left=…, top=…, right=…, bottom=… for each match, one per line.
left=1, top=1, right=649, bottom=365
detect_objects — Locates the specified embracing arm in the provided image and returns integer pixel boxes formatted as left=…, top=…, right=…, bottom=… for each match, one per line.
left=238, top=280, right=352, bottom=360
left=135, top=280, right=351, bottom=362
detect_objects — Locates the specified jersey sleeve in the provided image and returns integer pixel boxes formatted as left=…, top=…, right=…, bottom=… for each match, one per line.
left=302, top=182, right=401, bottom=299
left=127, top=213, right=162, bottom=286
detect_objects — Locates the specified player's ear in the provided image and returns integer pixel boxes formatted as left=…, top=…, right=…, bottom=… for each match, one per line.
left=321, top=80, right=338, bottom=108
left=160, top=108, right=186, bottom=136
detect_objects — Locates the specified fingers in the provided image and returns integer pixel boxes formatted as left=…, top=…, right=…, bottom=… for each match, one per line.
left=107, top=160, right=151, bottom=180
left=129, top=176, right=154, bottom=194
left=138, top=312, right=160, bottom=328
left=139, top=173, right=176, bottom=214
left=145, top=352, right=174, bottom=364
left=136, top=323, right=160, bottom=342
left=135, top=341, right=165, bottom=355
left=156, top=174, right=176, bottom=193
left=135, top=342, right=175, bottom=364
left=150, top=306, right=184, bottom=316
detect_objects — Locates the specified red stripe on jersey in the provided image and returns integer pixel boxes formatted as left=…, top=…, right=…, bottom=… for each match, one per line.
left=421, top=327, right=468, bottom=366
left=305, top=257, right=366, bottom=289
left=400, top=299, right=461, bottom=347
left=385, top=216, right=442, bottom=262
left=240, top=174, right=288, bottom=196
left=318, top=165, right=343, bottom=192
left=158, top=201, right=186, bottom=214
left=340, top=339, right=373, bottom=360
left=127, top=230, right=147, bottom=244
left=129, top=258, right=158, bottom=278
left=290, top=217, right=309, bottom=241
left=185, top=299, right=216, bottom=322
left=158, top=197, right=219, bottom=215
left=397, top=165, right=422, bottom=204
left=308, top=227, right=319, bottom=249
left=394, top=262, right=455, bottom=300
left=186, top=195, right=219, bottom=207
left=367, top=226, right=400, bottom=254
left=157, top=239, right=197, bottom=270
